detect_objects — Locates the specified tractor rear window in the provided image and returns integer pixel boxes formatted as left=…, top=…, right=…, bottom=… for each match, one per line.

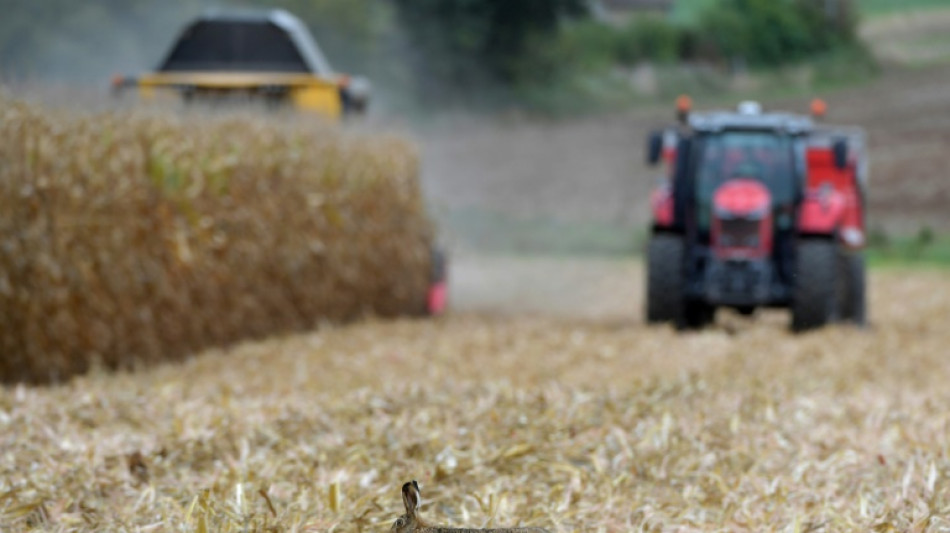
left=159, top=21, right=309, bottom=73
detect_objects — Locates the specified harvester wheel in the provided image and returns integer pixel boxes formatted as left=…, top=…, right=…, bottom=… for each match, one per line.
left=791, top=239, right=838, bottom=331
left=646, top=234, right=685, bottom=325
left=837, top=251, right=867, bottom=326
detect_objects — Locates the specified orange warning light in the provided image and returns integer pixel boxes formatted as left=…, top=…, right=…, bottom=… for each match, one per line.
left=676, top=95, right=693, bottom=113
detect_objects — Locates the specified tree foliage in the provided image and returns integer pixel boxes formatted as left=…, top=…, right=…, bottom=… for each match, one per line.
left=698, top=0, right=859, bottom=66
left=393, top=0, right=588, bottom=91
left=0, top=0, right=865, bottom=111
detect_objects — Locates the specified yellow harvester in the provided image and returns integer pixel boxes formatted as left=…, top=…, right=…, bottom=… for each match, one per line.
left=112, top=8, right=370, bottom=119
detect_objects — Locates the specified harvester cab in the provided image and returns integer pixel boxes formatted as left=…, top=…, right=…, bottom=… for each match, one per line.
left=111, top=9, right=370, bottom=120
left=645, top=99, right=867, bottom=331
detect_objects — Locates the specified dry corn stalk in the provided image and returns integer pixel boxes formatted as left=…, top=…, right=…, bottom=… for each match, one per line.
left=0, top=96, right=433, bottom=383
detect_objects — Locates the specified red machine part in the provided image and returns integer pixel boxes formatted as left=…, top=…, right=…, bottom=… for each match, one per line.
left=711, top=179, right=773, bottom=259
left=800, top=147, right=864, bottom=247
left=427, top=281, right=447, bottom=315
left=426, top=248, right=449, bottom=315
left=651, top=130, right=680, bottom=228
left=650, top=184, right=675, bottom=228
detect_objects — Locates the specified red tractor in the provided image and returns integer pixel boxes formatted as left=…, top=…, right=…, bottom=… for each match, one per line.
left=645, top=99, right=867, bottom=331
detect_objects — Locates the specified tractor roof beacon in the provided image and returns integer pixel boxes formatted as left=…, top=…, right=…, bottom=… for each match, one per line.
left=644, top=99, right=868, bottom=331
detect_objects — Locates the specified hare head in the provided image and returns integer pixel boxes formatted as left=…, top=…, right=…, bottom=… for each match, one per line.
left=390, top=480, right=551, bottom=533
left=391, top=480, right=423, bottom=532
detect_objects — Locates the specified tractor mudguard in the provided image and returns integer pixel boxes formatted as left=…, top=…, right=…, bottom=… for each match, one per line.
left=798, top=188, right=846, bottom=235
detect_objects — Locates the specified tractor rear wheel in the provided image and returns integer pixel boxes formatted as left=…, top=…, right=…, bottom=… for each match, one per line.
left=646, top=234, right=685, bottom=325
left=791, top=239, right=838, bottom=331
left=735, top=305, right=756, bottom=316
left=837, top=251, right=867, bottom=326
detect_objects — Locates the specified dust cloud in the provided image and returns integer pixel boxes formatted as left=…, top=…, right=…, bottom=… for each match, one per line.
left=0, top=2, right=203, bottom=87
left=411, top=111, right=667, bottom=317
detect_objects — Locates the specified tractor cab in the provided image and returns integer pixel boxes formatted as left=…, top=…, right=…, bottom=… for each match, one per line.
left=645, top=99, right=867, bottom=331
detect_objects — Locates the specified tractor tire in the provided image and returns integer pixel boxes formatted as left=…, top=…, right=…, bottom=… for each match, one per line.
left=837, top=251, right=867, bottom=326
left=735, top=305, right=756, bottom=317
left=646, top=234, right=685, bottom=325
left=682, top=300, right=715, bottom=329
left=791, top=239, right=838, bottom=332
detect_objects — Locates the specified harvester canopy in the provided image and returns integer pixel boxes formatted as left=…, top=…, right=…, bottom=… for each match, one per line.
left=159, top=9, right=334, bottom=75
left=112, top=8, right=370, bottom=118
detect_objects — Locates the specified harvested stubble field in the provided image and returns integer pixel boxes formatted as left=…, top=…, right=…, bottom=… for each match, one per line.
left=0, top=97, right=432, bottom=384
left=2, top=259, right=950, bottom=531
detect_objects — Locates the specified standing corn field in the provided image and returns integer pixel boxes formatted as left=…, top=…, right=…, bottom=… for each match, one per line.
left=0, top=97, right=434, bottom=383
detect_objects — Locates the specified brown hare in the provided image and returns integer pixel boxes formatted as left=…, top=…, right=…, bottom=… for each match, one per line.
left=391, top=480, right=551, bottom=533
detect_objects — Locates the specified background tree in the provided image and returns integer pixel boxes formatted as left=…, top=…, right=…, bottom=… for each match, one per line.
left=392, top=0, right=588, bottom=104
left=698, top=0, right=859, bottom=68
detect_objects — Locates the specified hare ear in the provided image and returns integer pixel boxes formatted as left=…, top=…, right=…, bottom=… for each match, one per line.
left=402, top=481, right=420, bottom=515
